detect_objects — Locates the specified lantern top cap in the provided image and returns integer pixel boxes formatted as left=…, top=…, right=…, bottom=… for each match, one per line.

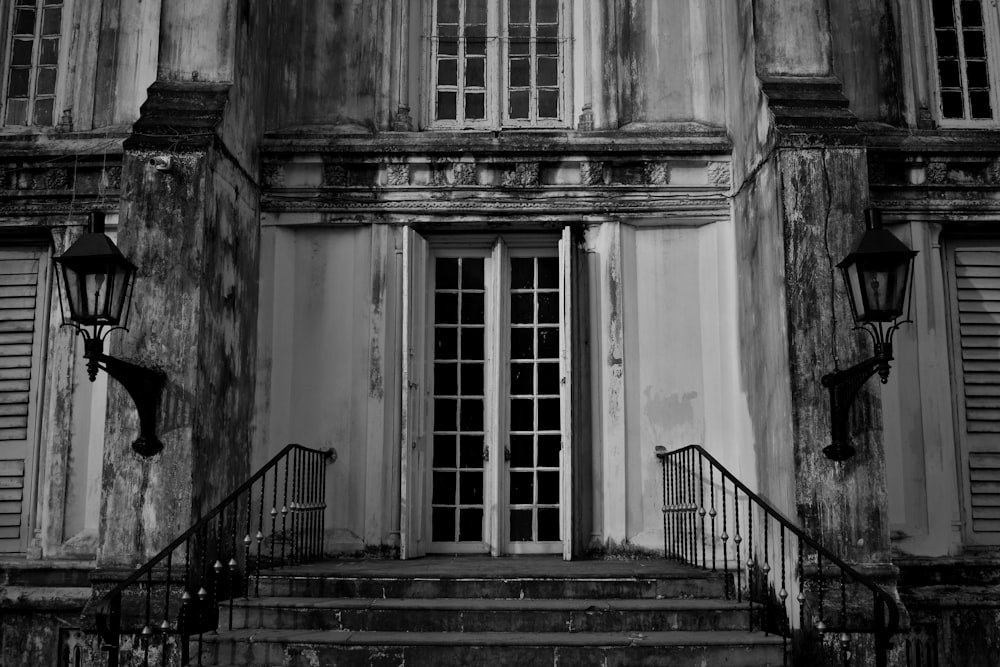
left=54, top=231, right=136, bottom=270
left=836, top=211, right=917, bottom=268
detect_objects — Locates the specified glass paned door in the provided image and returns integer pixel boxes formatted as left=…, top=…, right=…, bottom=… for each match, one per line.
left=507, top=256, right=562, bottom=552
left=423, top=238, right=569, bottom=556
left=430, top=257, right=489, bottom=551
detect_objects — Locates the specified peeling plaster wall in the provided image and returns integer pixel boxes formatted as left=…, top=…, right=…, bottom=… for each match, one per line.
left=98, top=152, right=206, bottom=564
left=616, top=0, right=725, bottom=125
left=625, top=222, right=752, bottom=549
left=732, top=160, right=793, bottom=514
left=255, top=225, right=383, bottom=552
left=780, top=147, right=891, bottom=563
left=98, top=146, right=260, bottom=563
left=753, top=0, right=832, bottom=77
left=829, top=0, right=902, bottom=123
left=264, top=0, right=383, bottom=131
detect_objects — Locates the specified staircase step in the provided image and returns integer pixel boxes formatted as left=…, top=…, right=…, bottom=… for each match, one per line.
left=226, top=595, right=754, bottom=632
left=199, top=628, right=786, bottom=667
left=255, top=560, right=728, bottom=600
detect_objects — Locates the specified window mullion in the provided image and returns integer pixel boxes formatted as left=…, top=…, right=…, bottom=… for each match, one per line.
left=954, top=3, right=974, bottom=119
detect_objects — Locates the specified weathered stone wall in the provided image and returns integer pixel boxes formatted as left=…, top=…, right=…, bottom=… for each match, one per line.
left=263, top=0, right=384, bottom=131
left=779, top=147, right=891, bottom=564
left=828, top=0, right=902, bottom=123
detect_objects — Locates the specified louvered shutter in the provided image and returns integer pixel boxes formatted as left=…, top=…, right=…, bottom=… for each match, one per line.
left=951, top=243, right=1000, bottom=541
left=0, top=247, right=47, bottom=551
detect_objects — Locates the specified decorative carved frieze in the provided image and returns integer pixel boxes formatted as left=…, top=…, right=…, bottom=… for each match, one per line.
left=924, top=161, right=947, bottom=184
left=707, top=161, right=731, bottom=188
left=261, top=193, right=728, bottom=217
left=30, top=168, right=71, bottom=190
left=451, top=162, right=477, bottom=185
left=501, top=162, right=540, bottom=187
left=645, top=162, right=670, bottom=186
left=103, top=166, right=122, bottom=190
left=263, top=163, right=286, bottom=188
left=580, top=161, right=604, bottom=186
left=324, top=164, right=349, bottom=187
left=386, top=163, right=410, bottom=186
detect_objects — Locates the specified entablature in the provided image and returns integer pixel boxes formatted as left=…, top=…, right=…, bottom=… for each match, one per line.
left=260, top=128, right=733, bottom=220
left=867, top=128, right=1000, bottom=216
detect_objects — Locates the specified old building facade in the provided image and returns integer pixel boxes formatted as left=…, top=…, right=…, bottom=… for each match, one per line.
left=0, top=0, right=999, bottom=664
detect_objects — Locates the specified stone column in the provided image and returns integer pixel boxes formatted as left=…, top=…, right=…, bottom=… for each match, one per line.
left=96, top=0, right=266, bottom=566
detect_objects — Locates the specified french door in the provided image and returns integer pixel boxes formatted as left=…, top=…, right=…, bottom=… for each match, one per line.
left=401, top=228, right=575, bottom=558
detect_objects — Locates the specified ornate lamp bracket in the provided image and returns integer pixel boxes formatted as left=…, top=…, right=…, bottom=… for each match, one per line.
left=83, top=338, right=167, bottom=457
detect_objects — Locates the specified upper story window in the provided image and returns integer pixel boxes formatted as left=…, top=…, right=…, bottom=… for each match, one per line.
left=930, top=0, right=1000, bottom=124
left=428, top=0, right=569, bottom=129
left=3, top=0, right=63, bottom=127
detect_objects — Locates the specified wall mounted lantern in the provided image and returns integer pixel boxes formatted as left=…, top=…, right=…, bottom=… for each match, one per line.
left=821, top=210, right=918, bottom=462
left=54, top=211, right=166, bottom=457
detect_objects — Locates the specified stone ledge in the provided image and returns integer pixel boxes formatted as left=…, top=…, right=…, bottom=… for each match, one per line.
left=0, top=585, right=92, bottom=611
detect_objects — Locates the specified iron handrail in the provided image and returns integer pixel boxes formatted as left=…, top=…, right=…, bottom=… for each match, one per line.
left=94, top=442, right=334, bottom=667
left=655, top=444, right=900, bottom=666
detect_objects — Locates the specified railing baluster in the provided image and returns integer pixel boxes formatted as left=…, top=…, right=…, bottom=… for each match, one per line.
left=796, top=539, right=805, bottom=645
left=320, top=450, right=329, bottom=558
left=817, top=553, right=827, bottom=632
left=197, top=522, right=208, bottom=667
left=709, top=464, right=717, bottom=572
left=720, top=475, right=729, bottom=596
left=748, top=494, right=754, bottom=631
left=143, top=568, right=153, bottom=667
left=161, top=551, right=172, bottom=667
left=779, top=524, right=787, bottom=665
left=763, top=511, right=770, bottom=635
left=311, top=452, right=320, bottom=559
left=687, top=449, right=695, bottom=563
left=281, top=453, right=290, bottom=566
left=698, top=451, right=706, bottom=568
left=292, top=447, right=301, bottom=563
left=734, top=486, right=742, bottom=604
left=256, top=468, right=266, bottom=597
left=660, top=454, right=668, bottom=558
left=840, top=570, right=849, bottom=667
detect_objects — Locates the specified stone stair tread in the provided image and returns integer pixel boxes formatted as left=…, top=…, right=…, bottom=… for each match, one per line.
left=229, top=595, right=749, bottom=612
left=258, top=557, right=721, bottom=580
left=207, top=628, right=786, bottom=647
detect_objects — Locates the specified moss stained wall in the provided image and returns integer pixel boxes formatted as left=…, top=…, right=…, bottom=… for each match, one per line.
left=264, top=0, right=384, bottom=130
left=828, top=0, right=902, bottom=123
left=779, top=147, right=890, bottom=563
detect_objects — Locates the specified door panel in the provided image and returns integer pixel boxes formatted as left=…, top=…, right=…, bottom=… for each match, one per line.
left=401, top=228, right=429, bottom=559
left=428, top=252, right=491, bottom=553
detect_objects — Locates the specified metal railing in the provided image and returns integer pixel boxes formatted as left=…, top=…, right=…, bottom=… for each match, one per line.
left=655, top=445, right=900, bottom=667
left=93, top=443, right=334, bottom=667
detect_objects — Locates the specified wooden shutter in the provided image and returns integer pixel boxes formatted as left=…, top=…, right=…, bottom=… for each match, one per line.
left=0, top=246, right=48, bottom=551
left=950, top=243, right=1000, bottom=540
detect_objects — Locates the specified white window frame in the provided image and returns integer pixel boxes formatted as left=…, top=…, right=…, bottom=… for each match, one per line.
left=925, top=0, right=1000, bottom=127
left=424, top=0, right=572, bottom=130
left=0, top=0, right=70, bottom=129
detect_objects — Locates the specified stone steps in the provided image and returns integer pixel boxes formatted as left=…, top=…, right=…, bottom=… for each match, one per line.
left=193, top=558, right=787, bottom=667
left=224, top=595, right=754, bottom=632
left=199, top=629, right=786, bottom=667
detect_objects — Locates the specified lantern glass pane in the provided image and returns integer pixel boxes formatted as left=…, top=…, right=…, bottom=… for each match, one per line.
left=109, top=264, right=134, bottom=324
left=84, top=267, right=110, bottom=320
left=61, top=264, right=83, bottom=321
left=856, top=258, right=912, bottom=322
left=842, top=264, right=867, bottom=322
